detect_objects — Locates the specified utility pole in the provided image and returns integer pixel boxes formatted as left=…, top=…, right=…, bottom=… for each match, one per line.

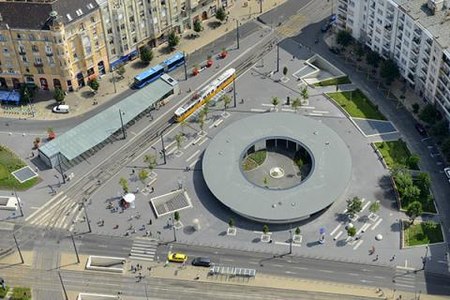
left=13, top=189, right=23, bottom=217
left=57, top=153, right=66, bottom=184
left=83, top=202, right=92, bottom=233
left=276, top=42, right=280, bottom=73
left=260, top=0, right=263, bottom=13
left=58, top=271, right=69, bottom=300
left=119, top=109, right=126, bottom=139
left=236, top=19, right=240, bottom=49
left=112, top=72, right=117, bottom=94
left=183, top=51, right=187, bottom=80
left=160, top=134, right=167, bottom=165
left=13, top=233, right=24, bottom=264
left=233, top=79, right=237, bottom=107
left=70, top=233, right=80, bottom=264
left=289, top=225, right=293, bottom=255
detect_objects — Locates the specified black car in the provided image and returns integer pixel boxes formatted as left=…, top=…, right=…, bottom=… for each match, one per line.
left=329, top=47, right=341, bottom=55
left=192, top=257, right=212, bottom=267
left=415, top=123, right=427, bottom=136
left=321, top=22, right=332, bottom=32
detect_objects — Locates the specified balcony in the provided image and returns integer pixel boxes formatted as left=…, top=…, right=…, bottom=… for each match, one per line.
left=421, top=67, right=427, bottom=75
left=412, top=47, right=420, bottom=55
left=423, top=57, right=430, bottom=65
left=426, top=38, right=432, bottom=46
left=411, top=57, right=418, bottom=64
left=412, top=37, right=421, bottom=45
left=385, top=24, right=392, bottom=31
left=34, top=62, right=43, bottom=67
left=18, top=50, right=26, bottom=55
left=46, top=52, right=53, bottom=57
left=338, top=5, right=347, bottom=12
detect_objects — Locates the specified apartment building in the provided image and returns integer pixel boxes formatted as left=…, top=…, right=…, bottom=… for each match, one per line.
left=98, top=0, right=228, bottom=70
left=336, top=0, right=450, bottom=124
left=0, top=0, right=108, bottom=91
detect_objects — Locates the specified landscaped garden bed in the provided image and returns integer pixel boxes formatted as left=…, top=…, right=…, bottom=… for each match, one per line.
left=393, top=171, right=436, bottom=214
left=0, top=146, right=38, bottom=190
left=403, top=220, right=443, bottom=247
left=242, top=150, right=266, bottom=171
left=326, top=89, right=386, bottom=120
left=314, top=76, right=351, bottom=87
left=374, top=140, right=420, bottom=170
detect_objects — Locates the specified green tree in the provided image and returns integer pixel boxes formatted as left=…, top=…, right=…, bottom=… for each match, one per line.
left=291, top=97, right=302, bottom=112
left=412, top=103, right=420, bottom=114
left=346, top=196, right=363, bottom=217
left=175, top=133, right=184, bottom=150
left=347, top=227, right=357, bottom=237
left=138, top=169, right=149, bottom=183
left=221, top=94, right=232, bottom=110
left=407, top=154, right=420, bottom=169
left=295, top=227, right=301, bottom=235
left=416, top=172, right=431, bottom=195
left=119, top=177, right=129, bottom=193
left=193, top=19, right=203, bottom=33
left=369, top=201, right=380, bottom=214
left=355, top=44, right=364, bottom=61
left=54, top=88, right=65, bottom=103
left=174, top=211, right=180, bottom=222
left=442, top=137, right=450, bottom=161
left=431, top=120, right=449, bottom=137
left=144, top=154, right=157, bottom=171
left=402, top=184, right=421, bottom=203
left=262, top=224, right=269, bottom=234
left=283, top=66, right=288, bottom=76
left=419, top=104, right=439, bottom=125
left=300, top=87, right=309, bottom=103
left=380, top=59, right=399, bottom=85
left=202, top=105, right=209, bottom=119
left=88, top=79, right=100, bottom=91
left=228, top=218, right=235, bottom=228
left=366, top=51, right=381, bottom=68
left=20, top=85, right=33, bottom=104
left=215, top=7, right=226, bottom=22
left=271, top=96, right=280, bottom=110
left=168, top=31, right=180, bottom=49
left=116, top=65, right=126, bottom=78
left=406, top=201, right=423, bottom=224
left=198, top=110, right=206, bottom=131
left=140, top=47, right=153, bottom=65
left=336, top=30, right=353, bottom=47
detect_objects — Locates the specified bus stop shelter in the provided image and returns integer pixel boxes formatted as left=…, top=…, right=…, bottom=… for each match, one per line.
left=0, top=90, right=20, bottom=105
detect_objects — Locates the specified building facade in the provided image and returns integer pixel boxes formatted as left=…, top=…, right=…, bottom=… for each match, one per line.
left=336, top=0, right=450, bottom=124
left=0, top=0, right=109, bottom=92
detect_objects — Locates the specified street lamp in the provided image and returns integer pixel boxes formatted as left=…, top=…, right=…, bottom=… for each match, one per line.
left=236, top=19, right=240, bottom=49
left=119, top=109, right=126, bottom=139
left=276, top=42, right=280, bottom=73
left=13, top=189, right=24, bottom=217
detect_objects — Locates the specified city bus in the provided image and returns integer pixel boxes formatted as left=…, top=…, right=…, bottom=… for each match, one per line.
left=174, top=68, right=236, bottom=122
left=133, top=64, right=165, bottom=89
left=163, top=52, right=185, bottom=72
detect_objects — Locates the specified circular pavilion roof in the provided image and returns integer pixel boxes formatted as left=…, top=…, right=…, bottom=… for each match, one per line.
left=202, top=113, right=352, bottom=223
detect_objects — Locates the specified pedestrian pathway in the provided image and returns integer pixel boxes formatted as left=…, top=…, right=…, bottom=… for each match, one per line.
left=129, top=237, right=158, bottom=262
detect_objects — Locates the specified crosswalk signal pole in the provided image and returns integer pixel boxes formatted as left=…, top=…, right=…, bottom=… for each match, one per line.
left=233, top=80, right=237, bottom=107
left=276, top=42, right=280, bottom=73
left=183, top=52, right=187, bottom=80
left=236, top=20, right=240, bottom=49
left=83, top=203, right=92, bottom=233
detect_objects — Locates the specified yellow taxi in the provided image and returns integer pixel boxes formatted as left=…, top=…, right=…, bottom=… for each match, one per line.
left=167, top=252, right=188, bottom=263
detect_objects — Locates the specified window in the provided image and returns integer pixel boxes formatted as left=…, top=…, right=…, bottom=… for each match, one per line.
left=36, top=67, right=44, bottom=74
left=35, top=57, right=42, bottom=64
left=32, top=45, right=39, bottom=52
left=91, top=17, right=96, bottom=23
left=3, top=48, right=8, bottom=54
left=29, top=34, right=35, bottom=41
left=22, top=56, right=28, bottom=63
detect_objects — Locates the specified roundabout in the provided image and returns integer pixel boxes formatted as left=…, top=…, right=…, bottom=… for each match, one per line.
left=202, top=113, right=352, bottom=223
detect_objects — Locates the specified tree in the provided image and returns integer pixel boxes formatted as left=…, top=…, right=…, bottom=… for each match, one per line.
left=431, top=120, right=449, bottom=137
left=291, top=97, right=302, bottom=112
left=215, top=7, right=226, bottom=22
left=144, top=154, right=157, bottom=171
left=394, top=171, right=413, bottom=191
left=116, top=65, right=126, bottom=78
left=168, top=31, right=179, bottom=49
left=295, top=227, right=301, bottom=235
left=346, top=196, right=363, bottom=217
left=355, top=44, right=364, bottom=61
left=416, top=172, right=431, bottom=195
left=412, top=103, right=420, bottom=114
left=262, top=224, right=269, bottom=234
left=300, top=87, right=309, bottom=103
left=406, top=201, right=423, bottom=224
left=402, top=184, right=421, bottom=204
left=228, top=218, right=235, bottom=228
left=198, top=110, right=206, bottom=131
left=365, top=51, right=381, bottom=68
left=138, top=169, right=149, bottom=183
left=20, top=85, right=33, bottom=104
left=336, top=30, right=353, bottom=48
left=88, top=79, right=99, bottom=91
left=221, top=94, right=231, bottom=110
left=369, top=201, right=380, bottom=214
left=419, top=104, right=438, bottom=125
left=140, top=47, right=153, bottom=65
left=193, top=19, right=203, bottom=33
left=283, top=66, right=288, bottom=76
left=442, top=137, right=450, bottom=161
left=201, top=105, right=209, bottom=120
left=54, top=88, right=65, bottom=103
left=175, top=133, right=184, bottom=150
left=347, top=227, right=356, bottom=237
left=271, top=96, right=280, bottom=110
left=174, top=211, right=180, bottom=222
left=119, top=177, right=129, bottom=193
left=407, top=154, right=420, bottom=169
left=380, top=59, right=399, bottom=85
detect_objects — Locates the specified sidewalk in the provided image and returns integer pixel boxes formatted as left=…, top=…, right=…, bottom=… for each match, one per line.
left=1, top=0, right=285, bottom=122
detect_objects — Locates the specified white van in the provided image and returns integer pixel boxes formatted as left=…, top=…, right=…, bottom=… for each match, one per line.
left=52, top=104, right=70, bottom=113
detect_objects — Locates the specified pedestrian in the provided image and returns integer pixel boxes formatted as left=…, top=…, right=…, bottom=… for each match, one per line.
left=148, top=219, right=152, bottom=225
left=375, top=255, right=379, bottom=261
left=390, top=255, right=396, bottom=261
left=151, top=187, right=155, bottom=193
left=132, top=169, right=135, bottom=174
left=136, top=187, right=140, bottom=193
left=31, top=151, right=34, bottom=158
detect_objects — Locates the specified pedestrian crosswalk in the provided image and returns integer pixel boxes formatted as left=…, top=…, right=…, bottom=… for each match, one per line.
left=393, top=267, right=418, bottom=292
left=129, top=237, right=158, bottom=262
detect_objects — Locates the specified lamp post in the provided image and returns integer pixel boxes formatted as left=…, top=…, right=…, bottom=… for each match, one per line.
left=57, top=152, right=66, bottom=184
left=289, top=225, right=293, bottom=255
left=159, top=125, right=171, bottom=165
left=276, top=42, right=280, bottom=73
left=83, top=202, right=92, bottom=234
left=112, top=71, right=117, bottom=94
left=58, top=271, right=69, bottom=300
left=119, top=109, right=126, bottom=139
left=13, top=233, right=24, bottom=264
left=13, top=189, right=23, bottom=217
left=236, top=19, right=240, bottom=49
left=233, top=79, right=237, bottom=107
left=70, top=233, right=80, bottom=264
left=183, top=51, right=188, bottom=80
left=259, top=0, right=263, bottom=13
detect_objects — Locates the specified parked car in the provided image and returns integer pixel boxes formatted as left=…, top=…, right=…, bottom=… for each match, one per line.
left=192, top=257, right=212, bottom=267
left=167, top=252, right=187, bottom=263
left=415, top=123, right=427, bottom=136
left=329, top=47, right=341, bottom=55
left=52, top=104, right=70, bottom=113
left=321, top=22, right=332, bottom=32
left=444, top=167, right=450, bottom=180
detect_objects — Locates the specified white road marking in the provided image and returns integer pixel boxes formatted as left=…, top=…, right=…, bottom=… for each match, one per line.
left=395, top=283, right=415, bottom=288
left=318, top=269, right=334, bottom=273
left=357, top=223, right=371, bottom=235
left=353, top=240, right=363, bottom=250
left=292, top=266, right=309, bottom=270
left=301, top=106, right=315, bottom=109
left=262, top=103, right=274, bottom=107
left=186, top=150, right=200, bottom=162
left=272, top=264, right=284, bottom=267
left=361, top=200, right=371, bottom=212
left=285, top=271, right=297, bottom=274
left=25, top=193, right=65, bottom=222
left=189, top=159, right=199, bottom=168
left=312, top=110, right=329, bottom=114
left=281, top=108, right=295, bottom=112
left=330, top=224, right=341, bottom=236
left=308, top=113, right=323, bottom=116
left=198, top=138, right=208, bottom=146
left=251, top=108, right=266, bottom=112
left=183, top=141, right=192, bottom=150
left=348, top=273, right=359, bottom=276
left=371, top=218, right=383, bottom=230
left=274, top=241, right=301, bottom=247
left=334, top=231, right=343, bottom=240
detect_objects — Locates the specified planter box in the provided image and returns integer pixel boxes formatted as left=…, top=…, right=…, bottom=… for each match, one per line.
left=260, top=233, right=271, bottom=243
left=227, top=227, right=236, bottom=236
left=292, top=234, right=302, bottom=244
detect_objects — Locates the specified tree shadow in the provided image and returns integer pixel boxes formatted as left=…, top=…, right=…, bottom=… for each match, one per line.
left=207, top=21, right=222, bottom=30
left=306, top=241, right=322, bottom=248
left=252, top=237, right=261, bottom=243
left=335, top=239, right=347, bottom=247
left=183, top=226, right=196, bottom=235
left=390, top=221, right=401, bottom=232
left=218, top=231, right=227, bottom=236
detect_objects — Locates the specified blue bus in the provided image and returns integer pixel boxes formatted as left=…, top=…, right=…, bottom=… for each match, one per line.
left=163, top=52, right=185, bottom=72
left=133, top=64, right=165, bottom=89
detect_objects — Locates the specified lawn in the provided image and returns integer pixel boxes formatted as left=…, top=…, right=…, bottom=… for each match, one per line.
left=326, top=89, right=386, bottom=120
left=404, top=221, right=443, bottom=247
left=0, top=145, right=39, bottom=190
left=11, top=287, right=31, bottom=300
left=242, top=150, right=267, bottom=171
left=0, top=286, right=9, bottom=298
left=314, top=76, right=351, bottom=87
left=374, top=140, right=419, bottom=170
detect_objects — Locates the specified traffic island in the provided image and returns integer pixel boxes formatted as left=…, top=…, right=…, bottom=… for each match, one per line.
left=86, top=256, right=126, bottom=273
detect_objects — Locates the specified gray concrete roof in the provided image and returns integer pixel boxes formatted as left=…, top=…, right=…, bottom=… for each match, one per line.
left=202, top=113, right=352, bottom=223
